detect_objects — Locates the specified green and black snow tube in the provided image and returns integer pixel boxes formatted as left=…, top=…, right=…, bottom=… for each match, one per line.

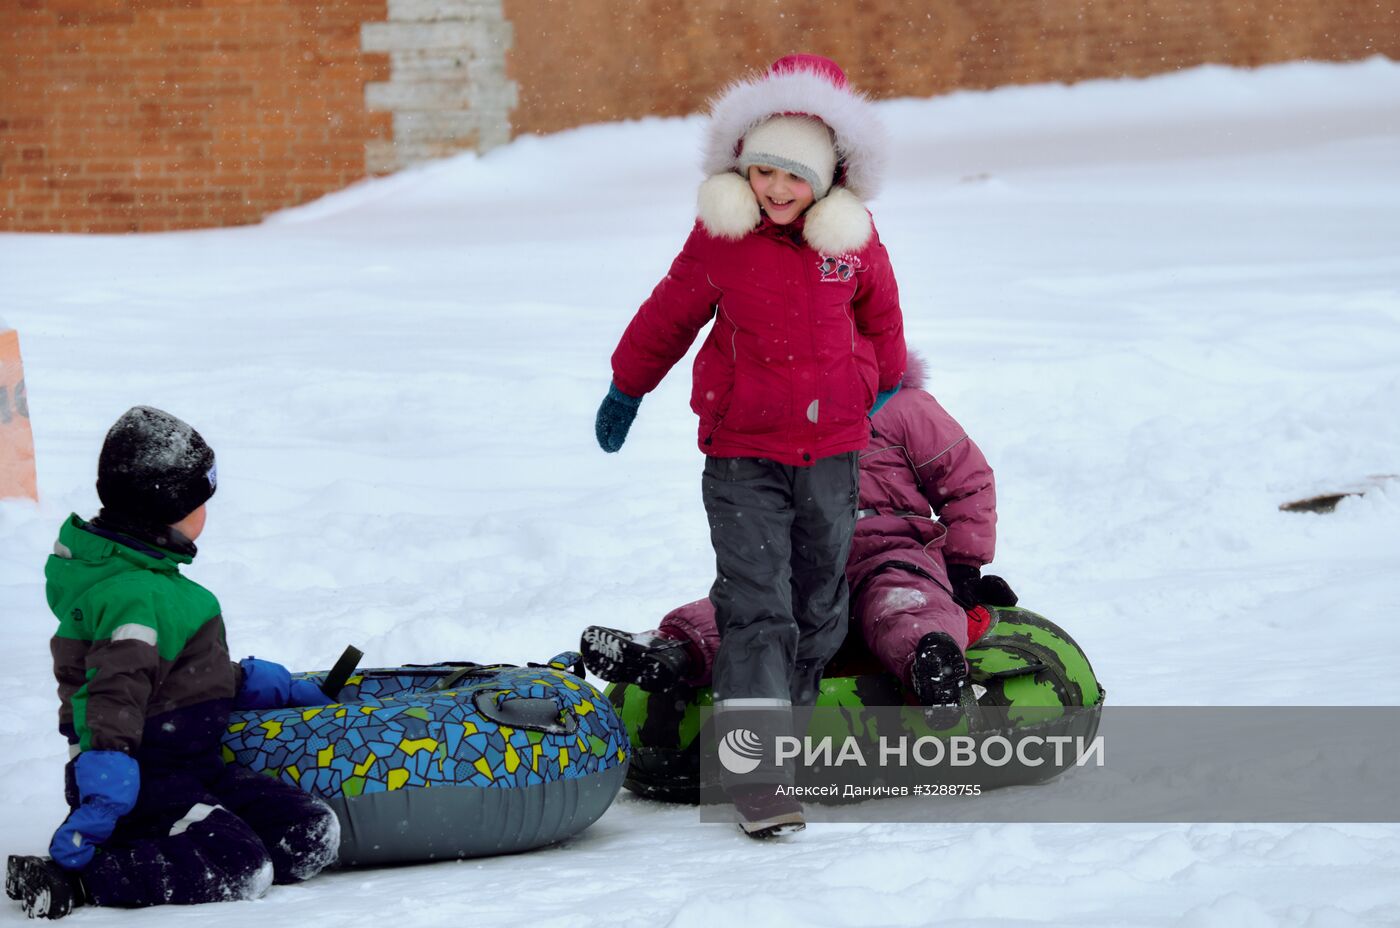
left=607, top=606, right=1104, bottom=803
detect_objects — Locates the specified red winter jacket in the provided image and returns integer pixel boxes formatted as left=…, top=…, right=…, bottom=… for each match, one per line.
left=610, top=214, right=906, bottom=466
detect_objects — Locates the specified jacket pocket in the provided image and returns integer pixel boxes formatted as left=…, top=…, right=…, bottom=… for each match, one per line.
left=853, top=337, right=879, bottom=408
left=691, top=336, right=734, bottom=436
left=817, top=344, right=878, bottom=434
left=723, top=356, right=790, bottom=437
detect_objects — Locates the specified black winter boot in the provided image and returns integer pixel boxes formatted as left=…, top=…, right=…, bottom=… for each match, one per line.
left=730, top=786, right=806, bottom=839
left=6, top=856, right=87, bottom=920
left=579, top=626, right=695, bottom=691
left=910, top=631, right=970, bottom=712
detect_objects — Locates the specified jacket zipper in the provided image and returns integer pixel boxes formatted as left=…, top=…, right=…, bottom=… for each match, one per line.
left=799, top=235, right=820, bottom=451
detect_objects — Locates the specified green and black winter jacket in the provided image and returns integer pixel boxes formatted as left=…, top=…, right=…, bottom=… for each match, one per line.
left=46, top=514, right=240, bottom=772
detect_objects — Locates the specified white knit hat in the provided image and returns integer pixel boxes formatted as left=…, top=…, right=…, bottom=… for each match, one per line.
left=736, top=115, right=838, bottom=199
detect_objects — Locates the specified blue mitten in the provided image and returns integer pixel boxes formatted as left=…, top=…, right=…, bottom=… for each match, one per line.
left=49, top=750, right=140, bottom=870
left=871, top=381, right=902, bottom=416
left=595, top=383, right=642, bottom=453
left=236, top=657, right=291, bottom=709
left=288, top=678, right=334, bottom=706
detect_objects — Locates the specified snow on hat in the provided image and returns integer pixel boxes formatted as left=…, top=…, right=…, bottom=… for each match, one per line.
left=736, top=115, right=838, bottom=200
left=97, top=406, right=217, bottom=525
left=697, top=54, right=888, bottom=254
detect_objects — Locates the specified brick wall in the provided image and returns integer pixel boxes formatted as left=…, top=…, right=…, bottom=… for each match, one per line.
left=3, top=0, right=1397, bottom=233
left=502, top=0, right=1400, bottom=136
left=0, top=0, right=389, bottom=233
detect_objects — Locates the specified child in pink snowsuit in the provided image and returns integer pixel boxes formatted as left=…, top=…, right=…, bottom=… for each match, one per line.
left=585, top=355, right=1015, bottom=703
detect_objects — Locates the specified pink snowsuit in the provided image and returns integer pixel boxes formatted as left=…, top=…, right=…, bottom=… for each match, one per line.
left=659, top=358, right=997, bottom=688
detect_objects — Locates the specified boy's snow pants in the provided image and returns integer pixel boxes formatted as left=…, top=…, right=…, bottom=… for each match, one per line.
left=702, top=452, right=858, bottom=709
left=71, top=757, right=340, bottom=908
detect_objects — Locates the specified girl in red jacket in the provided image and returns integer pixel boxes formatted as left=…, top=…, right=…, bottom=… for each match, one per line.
left=594, top=54, right=906, bottom=837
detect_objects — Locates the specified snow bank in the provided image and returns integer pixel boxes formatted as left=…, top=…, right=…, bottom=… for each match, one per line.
left=1, top=58, right=1397, bottom=925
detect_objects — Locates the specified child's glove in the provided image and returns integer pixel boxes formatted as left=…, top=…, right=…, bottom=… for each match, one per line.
left=237, top=657, right=333, bottom=708
left=49, top=750, right=140, bottom=870
left=236, top=657, right=292, bottom=709
left=289, top=678, right=334, bottom=706
left=595, top=383, right=642, bottom=453
left=946, top=563, right=1019, bottom=610
left=871, top=381, right=902, bottom=416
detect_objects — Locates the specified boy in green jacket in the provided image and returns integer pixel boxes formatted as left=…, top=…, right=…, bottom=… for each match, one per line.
left=7, top=406, right=339, bottom=919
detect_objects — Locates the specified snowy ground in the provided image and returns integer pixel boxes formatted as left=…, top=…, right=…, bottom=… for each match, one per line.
left=3, top=58, right=1399, bottom=925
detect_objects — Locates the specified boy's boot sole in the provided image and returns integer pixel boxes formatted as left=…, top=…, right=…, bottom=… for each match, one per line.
left=5, top=854, right=24, bottom=900
left=579, top=626, right=692, bottom=691
left=6, top=855, right=83, bottom=920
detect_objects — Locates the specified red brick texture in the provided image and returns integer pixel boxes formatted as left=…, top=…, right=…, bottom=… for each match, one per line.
left=3, top=0, right=1397, bottom=232
left=0, top=0, right=389, bottom=232
left=502, top=0, right=1400, bottom=135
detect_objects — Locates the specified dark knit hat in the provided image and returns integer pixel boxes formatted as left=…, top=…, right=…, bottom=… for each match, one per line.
left=96, top=406, right=217, bottom=525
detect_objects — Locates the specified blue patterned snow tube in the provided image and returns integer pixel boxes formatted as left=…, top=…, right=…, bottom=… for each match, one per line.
left=222, top=652, right=629, bottom=866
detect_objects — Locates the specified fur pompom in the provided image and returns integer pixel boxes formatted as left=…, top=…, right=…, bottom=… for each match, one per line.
left=802, top=187, right=873, bottom=255
left=697, top=172, right=761, bottom=240
left=903, top=351, right=927, bottom=391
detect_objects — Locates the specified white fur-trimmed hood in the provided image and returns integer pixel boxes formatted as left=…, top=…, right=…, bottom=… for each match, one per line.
left=696, top=62, right=886, bottom=254
left=702, top=66, right=888, bottom=202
